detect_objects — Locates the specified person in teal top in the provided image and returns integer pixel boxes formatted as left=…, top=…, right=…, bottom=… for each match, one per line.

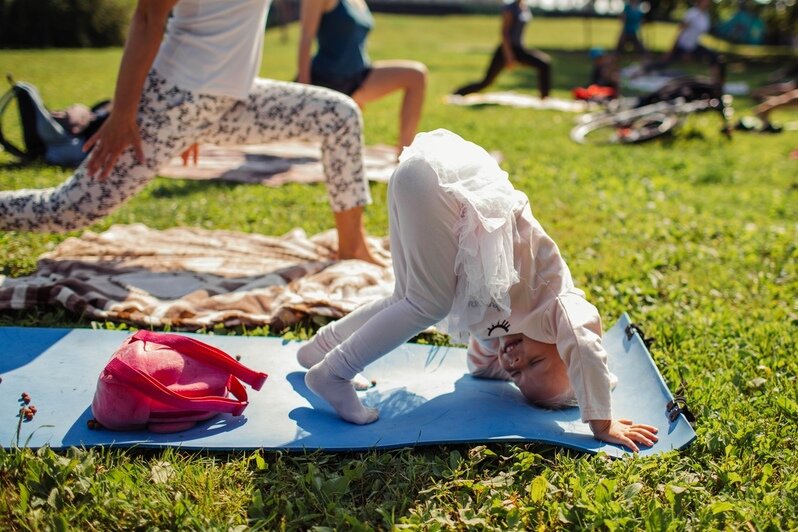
left=311, top=0, right=372, bottom=83
left=616, top=0, right=646, bottom=55
left=298, top=0, right=427, bottom=154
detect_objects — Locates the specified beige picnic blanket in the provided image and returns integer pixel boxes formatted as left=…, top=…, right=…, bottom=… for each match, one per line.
left=0, top=224, right=394, bottom=331
left=159, top=141, right=398, bottom=186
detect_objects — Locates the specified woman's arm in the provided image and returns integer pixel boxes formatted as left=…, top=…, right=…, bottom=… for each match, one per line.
left=298, top=0, right=328, bottom=84
left=500, top=9, right=516, bottom=67
left=84, top=0, right=178, bottom=180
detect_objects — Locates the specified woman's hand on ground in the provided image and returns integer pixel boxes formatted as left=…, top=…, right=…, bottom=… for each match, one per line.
left=589, top=418, right=658, bottom=452
left=84, top=113, right=144, bottom=181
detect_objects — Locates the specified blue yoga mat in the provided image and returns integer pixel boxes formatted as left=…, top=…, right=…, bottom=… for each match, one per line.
left=0, top=314, right=694, bottom=456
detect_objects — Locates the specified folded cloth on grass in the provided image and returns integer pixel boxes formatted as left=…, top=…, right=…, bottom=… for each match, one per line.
left=0, top=224, right=393, bottom=330
left=0, top=314, right=695, bottom=456
left=158, top=141, right=398, bottom=186
left=446, top=92, right=591, bottom=112
left=623, top=75, right=749, bottom=96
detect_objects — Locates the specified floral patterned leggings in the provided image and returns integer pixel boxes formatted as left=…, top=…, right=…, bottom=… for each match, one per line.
left=0, top=71, right=370, bottom=232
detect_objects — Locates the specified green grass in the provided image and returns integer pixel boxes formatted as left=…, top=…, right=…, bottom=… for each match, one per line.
left=2, top=14, right=798, bottom=530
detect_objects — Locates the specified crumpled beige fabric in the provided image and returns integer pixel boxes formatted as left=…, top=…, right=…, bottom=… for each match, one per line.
left=0, top=224, right=394, bottom=331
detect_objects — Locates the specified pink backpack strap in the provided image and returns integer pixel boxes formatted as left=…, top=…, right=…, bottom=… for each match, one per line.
left=131, top=330, right=267, bottom=390
left=104, top=358, right=250, bottom=416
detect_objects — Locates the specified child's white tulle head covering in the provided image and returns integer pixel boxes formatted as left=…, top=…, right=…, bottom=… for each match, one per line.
left=399, top=129, right=522, bottom=336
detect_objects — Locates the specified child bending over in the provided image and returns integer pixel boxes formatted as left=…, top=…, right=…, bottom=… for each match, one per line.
left=297, top=129, right=658, bottom=451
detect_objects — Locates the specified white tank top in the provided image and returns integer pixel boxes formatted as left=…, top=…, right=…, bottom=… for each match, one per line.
left=153, top=0, right=272, bottom=100
left=676, top=7, right=710, bottom=51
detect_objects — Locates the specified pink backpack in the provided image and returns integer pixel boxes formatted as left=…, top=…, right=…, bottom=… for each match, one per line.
left=91, top=330, right=268, bottom=433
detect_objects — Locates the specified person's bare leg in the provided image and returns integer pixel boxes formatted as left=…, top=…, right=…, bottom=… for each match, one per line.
left=353, top=60, right=428, bottom=152
left=754, top=88, right=798, bottom=124
left=334, top=205, right=383, bottom=265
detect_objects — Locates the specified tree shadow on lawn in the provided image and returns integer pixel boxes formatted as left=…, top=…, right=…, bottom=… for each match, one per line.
left=0, top=159, right=247, bottom=197
left=0, top=159, right=32, bottom=171
left=148, top=176, right=249, bottom=199
left=0, top=308, right=95, bottom=329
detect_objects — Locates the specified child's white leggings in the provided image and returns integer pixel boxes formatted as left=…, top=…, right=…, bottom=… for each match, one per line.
left=312, top=157, right=461, bottom=380
left=0, top=71, right=369, bottom=232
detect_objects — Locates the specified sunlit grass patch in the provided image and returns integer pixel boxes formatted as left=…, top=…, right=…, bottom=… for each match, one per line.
left=1, top=14, right=797, bottom=530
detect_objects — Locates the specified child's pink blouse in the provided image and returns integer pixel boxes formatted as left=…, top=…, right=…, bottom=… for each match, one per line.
left=466, top=199, right=615, bottom=423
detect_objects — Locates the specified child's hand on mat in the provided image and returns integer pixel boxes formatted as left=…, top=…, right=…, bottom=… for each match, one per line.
left=181, top=143, right=199, bottom=166
left=589, top=419, right=658, bottom=452
left=84, top=112, right=144, bottom=181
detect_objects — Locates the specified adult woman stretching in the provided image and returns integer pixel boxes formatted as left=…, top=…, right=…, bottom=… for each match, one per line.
left=0, top=0, right=379, bottom=264
left=297, top=0, right=427, bottom=152
left=453, top=0, right=551, bottom=99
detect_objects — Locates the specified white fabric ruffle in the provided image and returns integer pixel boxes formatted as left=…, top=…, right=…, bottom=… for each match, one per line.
left=398, top=129, right=522, bottom=335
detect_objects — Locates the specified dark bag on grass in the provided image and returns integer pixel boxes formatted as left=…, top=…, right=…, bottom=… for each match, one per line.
left=0, top=76, right=110, bottom=166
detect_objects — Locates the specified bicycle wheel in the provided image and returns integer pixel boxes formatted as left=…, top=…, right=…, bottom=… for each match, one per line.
left=571, top=112, right=680, bottom=145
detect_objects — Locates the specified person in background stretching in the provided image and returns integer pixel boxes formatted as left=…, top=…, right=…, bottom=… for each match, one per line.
left=297, top=129, right=659, bottom=452
left=0, top=0, right=380, bottom=264
left=298, top=0, right=427, bottom=153
left=453, top=0, right=551, bottom=99
left=616, top=0, right=646, bottom=56
left=647, top=0, right=724, bottom=84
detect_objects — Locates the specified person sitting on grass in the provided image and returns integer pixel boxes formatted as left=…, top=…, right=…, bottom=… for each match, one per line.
left=453, top=0, right=551, bottom=100
left=573, top=49, right=620, bottom=102
left=296, top=128, right=659, bottom=452
left=0, top=0, right=381, bottom=265
left=297, top=0, right=427, bottom=154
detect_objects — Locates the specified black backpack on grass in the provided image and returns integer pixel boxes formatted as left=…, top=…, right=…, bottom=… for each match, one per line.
left=0, top=75, right=110, bottom=166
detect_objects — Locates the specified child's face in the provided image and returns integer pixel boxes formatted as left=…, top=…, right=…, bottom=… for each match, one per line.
left=498, top=334, right=573, bottom=405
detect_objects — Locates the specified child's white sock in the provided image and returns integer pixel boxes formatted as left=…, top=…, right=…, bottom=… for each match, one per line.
left=297, top=334, right=374, bottom=391
left=305, top=361, right=379, bottom=425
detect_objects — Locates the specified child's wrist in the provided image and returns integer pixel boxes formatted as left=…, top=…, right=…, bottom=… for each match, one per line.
left=589, top=419, right=612, bottom=435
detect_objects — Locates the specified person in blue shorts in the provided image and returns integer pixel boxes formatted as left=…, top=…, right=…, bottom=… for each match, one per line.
left=297, top=0, right=427, bottom=153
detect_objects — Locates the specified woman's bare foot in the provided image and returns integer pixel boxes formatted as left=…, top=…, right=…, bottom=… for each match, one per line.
left=338, top=243, right=386, bottom=266
left=334, top=206, right=387, bottom=266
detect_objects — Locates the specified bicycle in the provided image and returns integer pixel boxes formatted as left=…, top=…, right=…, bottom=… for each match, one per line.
left=570, top=76, right=734, bottom=145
